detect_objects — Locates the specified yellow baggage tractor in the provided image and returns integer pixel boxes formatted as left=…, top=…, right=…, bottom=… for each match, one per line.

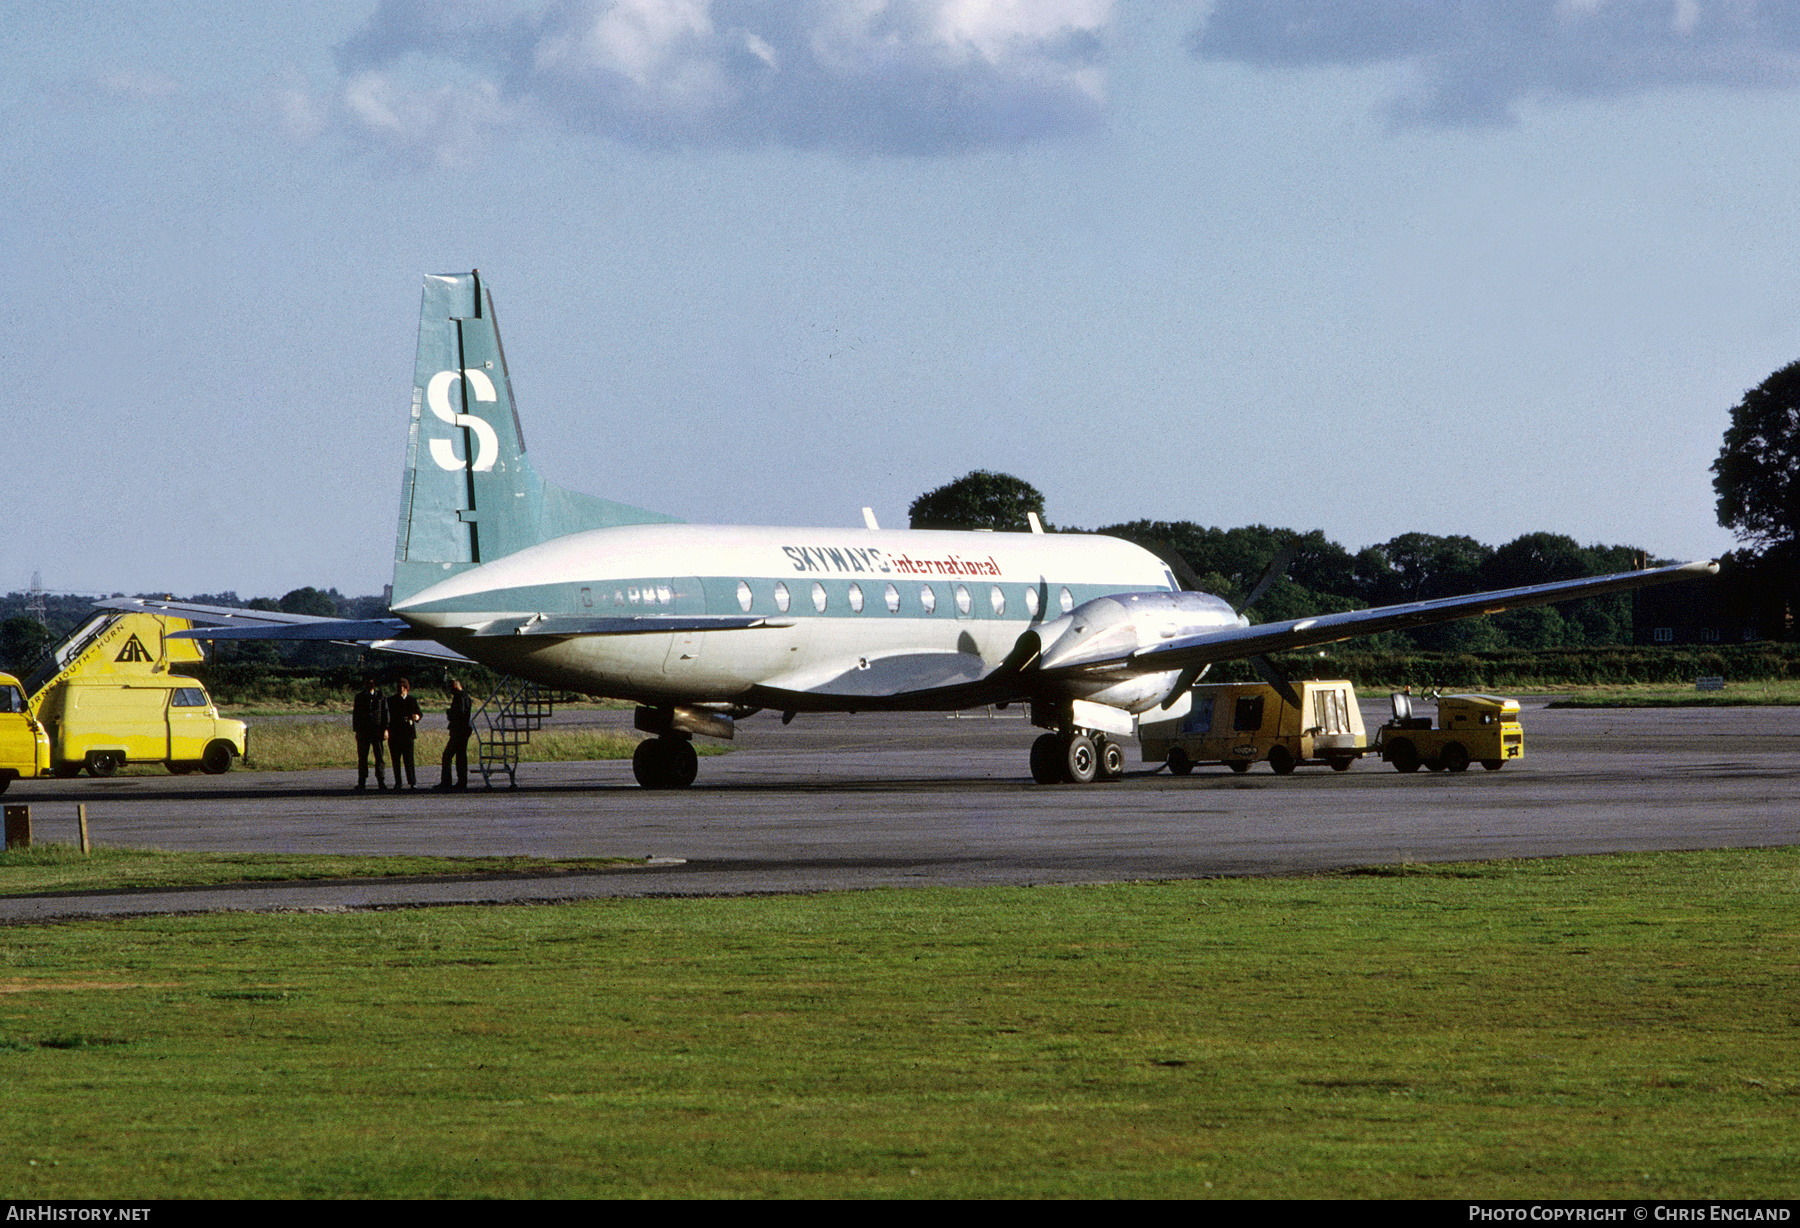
left=1373, top=692, right=1523, bottom=773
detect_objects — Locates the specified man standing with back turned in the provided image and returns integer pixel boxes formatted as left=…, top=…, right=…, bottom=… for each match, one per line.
left=437, top=678, right=473, bottom=790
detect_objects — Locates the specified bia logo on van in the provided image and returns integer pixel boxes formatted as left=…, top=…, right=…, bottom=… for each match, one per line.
left=426, top=369, right=501, bottom=473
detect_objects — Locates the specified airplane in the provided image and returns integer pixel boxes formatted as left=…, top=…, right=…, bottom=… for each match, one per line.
left=107, top=271, right=1718, bottom=788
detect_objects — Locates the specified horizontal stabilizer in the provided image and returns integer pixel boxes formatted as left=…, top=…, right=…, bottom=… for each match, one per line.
left=97, top=599, right=470, bottom=662
left=170, top=619, right=412, bottom=641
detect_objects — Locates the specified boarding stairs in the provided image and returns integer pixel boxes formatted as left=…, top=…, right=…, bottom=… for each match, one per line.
left=473, top=677, right=566, bottom=788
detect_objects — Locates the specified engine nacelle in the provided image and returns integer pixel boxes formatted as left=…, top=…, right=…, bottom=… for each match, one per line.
left=1033, top=590, right=1241, bottom=676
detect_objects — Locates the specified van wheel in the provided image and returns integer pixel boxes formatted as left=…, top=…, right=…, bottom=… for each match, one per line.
left=1267, top=745, right=1296, bottom=775
left=1481, top=759, right=1504, bottom=771
left=1441, top=742, right=1470, bottom=773
left=1329, top=756, right=1353, bottom=772
left=201, top=742, right=234, bottom=775
left=86, top=752, right=122, bottom=777
left=1227, top=760, right=1251, bottom=774
left=1167, top=748, right=1194, bottom=776
left=1388, top=739, right=1421, bottom=773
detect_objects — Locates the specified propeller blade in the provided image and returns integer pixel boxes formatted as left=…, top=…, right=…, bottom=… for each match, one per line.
left=1247, top=655, right=1302, bottom=709
left=1237, top=542, right=1297, bottom=615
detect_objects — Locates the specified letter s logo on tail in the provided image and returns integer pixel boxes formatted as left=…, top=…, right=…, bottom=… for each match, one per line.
left=426, top=369, right=501, bottom=472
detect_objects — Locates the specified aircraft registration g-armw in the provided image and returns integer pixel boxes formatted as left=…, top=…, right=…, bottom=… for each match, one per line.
left=111, top=272, right=1717, bottom=788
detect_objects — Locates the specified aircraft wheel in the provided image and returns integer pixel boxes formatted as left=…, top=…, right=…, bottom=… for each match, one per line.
left=1481, top=759, right=1504, bottom=771
left=202, top=742, right=235, bottom=775
left=86, top=752, right=121, bottom=778
left=1329, top=756, right=1353, bottom=772
left=1267, top=745, right=1296, bottom=776
left=1388, top=740, right=1421, bottom=773
left=667, top=738, right=698, bottom=788
left=1227, top=760, right=1251, bottom=774
left=632, top=738, right=667, bottom=788
left=1030, top=733, right=1063, bottom=784
left=1441, top=742, right=1470, bottom=773
left=1098, top=738, right=1126, bottom=780
left=1064, top=733, right=1098, bottom=785
left=1167, top=748, right=1194, bottom=777
left=633, top=737, right=696, bottom=789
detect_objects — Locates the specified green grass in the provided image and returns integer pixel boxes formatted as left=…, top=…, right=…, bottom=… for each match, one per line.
left=1543, top=680, right=1800, bottom=707
left=2, top=847, right=1797, bottom=1198
left=233, top=720, right=726, bottom=772
left=0, top=844, right=638, bottom=896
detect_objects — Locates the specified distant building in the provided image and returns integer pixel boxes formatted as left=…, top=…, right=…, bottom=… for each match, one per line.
left=1633, top=565, right=1787, bottom=646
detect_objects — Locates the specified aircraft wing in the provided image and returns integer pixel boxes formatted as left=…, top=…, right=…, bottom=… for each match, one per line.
left=1119, top=559, right=1718, bottom=675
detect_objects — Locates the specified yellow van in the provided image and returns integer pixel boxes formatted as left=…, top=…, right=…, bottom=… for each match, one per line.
left=1138, top=679, right=1367, bottom=775
left=37, top=678, right=247, bottom=776
left=0, top=672, right=51, bottom=791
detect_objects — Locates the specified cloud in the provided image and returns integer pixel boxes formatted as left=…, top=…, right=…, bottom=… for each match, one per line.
left=1194, top=0, right=1800, bottom=126
left=327, top=0, right=1115, bottom=160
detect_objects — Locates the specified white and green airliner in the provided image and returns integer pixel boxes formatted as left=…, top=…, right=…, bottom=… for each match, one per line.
left=113, top=272, right=1716, bottom=788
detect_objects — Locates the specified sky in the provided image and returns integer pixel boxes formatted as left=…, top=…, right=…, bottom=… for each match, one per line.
left=7, top=0, right=1800, bottom=601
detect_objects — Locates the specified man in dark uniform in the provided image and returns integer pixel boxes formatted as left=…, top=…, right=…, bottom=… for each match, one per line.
left=437, top=678, right=473, bottom=790
left=352, top=675, right=390, bottom=791
left=388, top=677, right=423, bottom=791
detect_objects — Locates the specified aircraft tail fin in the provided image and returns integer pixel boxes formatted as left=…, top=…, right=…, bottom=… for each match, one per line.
left=392, top=271, right=679, bottom=606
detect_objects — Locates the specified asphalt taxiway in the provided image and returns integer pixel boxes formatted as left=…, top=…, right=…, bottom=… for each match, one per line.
left=3, top=699, right=1795, bottom=920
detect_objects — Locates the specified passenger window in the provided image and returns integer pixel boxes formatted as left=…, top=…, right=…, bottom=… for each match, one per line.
left=884, top=583, right=900, bottom=613
left=1025, top=586, right=1040, bottom=617
left=811, top=582, right=827, bottom=613
left=989, top=586, right=1005, bottom=616
left=737, top=580, right=753, bottom=613
left=1233, top=696, right=1264, bottom=732
left=920, top=585, right=936, bottom=614
left=848, top=583, right=864, bottom=613
left=1059, top=587, right=1074, bottom=614
left=955, top=585, right=972, bottom=616
left=774, top=582, right=791, bottom=613
left=0, top=686, right=22, bottom=713
left=172, top=688, right=207, bottom=707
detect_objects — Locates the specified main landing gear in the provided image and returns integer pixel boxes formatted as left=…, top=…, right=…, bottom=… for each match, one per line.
left=1030, top=729, right=1126, bottom=785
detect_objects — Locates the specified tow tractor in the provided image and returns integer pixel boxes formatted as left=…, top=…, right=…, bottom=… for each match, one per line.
left=1374, top=692, right=1523, bottom=773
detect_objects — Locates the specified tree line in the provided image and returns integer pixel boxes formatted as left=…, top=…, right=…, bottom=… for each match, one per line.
left=909, top=472, right=1651, bottom=650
